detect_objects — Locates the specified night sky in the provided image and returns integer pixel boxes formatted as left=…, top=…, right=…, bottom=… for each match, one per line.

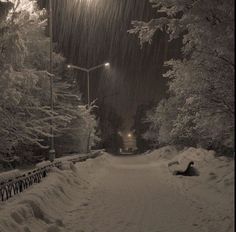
left=39, top=0, right=181, bottom=130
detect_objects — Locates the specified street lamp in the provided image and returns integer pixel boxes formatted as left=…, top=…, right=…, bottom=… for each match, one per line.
left=67, top=62, right=110, bottom=154
left=48, top=0, right=55, bottom=162
left=47, top=0, right=108, bottom=161
left=67, top=62, right=110, bottom=106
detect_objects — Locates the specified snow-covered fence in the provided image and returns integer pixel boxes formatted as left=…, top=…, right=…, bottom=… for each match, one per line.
left=0, top=151, right=103, bottom=202
left=0, top=161, right=62, bottom=202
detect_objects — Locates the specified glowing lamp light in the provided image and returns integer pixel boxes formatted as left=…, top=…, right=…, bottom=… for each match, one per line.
left=104, top=62, right=110, bottom=67
left=128, top=133, right=132, bottom=138
left=67, top=64, right=72, bottom=69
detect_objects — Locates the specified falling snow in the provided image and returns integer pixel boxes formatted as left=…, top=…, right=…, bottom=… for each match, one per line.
left=0, top=0, right=234, bottom=231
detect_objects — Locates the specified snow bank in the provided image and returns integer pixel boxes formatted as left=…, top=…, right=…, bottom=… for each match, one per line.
left=144, top=146, right=179, bottom=161
left=0, top=153, right=108, bottom=232
left=132, top=146, right=234, bottom=232
left=143, top=146, right=234, bottom=192
left=0, top=169, right=22, bottom=183
left=0, top=163, right=83, bottom=232
left=177, top=147, right=216, bottom=162
left=129, top=146, right=234, bottom=225
left=167, top=147, right=234, bottom=194
left=143, top=146, right=234, bottom=198
left=161, top=147, right=234, bottom=232
left=35, top=161, right=51, bottom=169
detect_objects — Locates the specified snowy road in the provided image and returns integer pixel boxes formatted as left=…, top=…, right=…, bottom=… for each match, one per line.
left=63, top=154, right=212, bottom=232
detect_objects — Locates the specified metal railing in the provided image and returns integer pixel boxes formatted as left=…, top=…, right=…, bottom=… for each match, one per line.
left=0, top=151, right=103, bottom=202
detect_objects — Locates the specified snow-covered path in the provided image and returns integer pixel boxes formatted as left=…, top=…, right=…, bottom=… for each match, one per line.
left=0, top=149, right=233, bottom=232
left=63, top=155, right=212, bottom=232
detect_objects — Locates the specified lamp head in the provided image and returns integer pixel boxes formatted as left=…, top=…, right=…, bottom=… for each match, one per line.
left=104, top=62, right=110, bottom=67
left=67, top=64, right=72, bottom=69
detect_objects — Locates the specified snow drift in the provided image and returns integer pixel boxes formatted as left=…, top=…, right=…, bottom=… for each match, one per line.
left=136, top=147, right=234, bottom=232
left=0, top=164, right=82, bottom=232
left=0, top=154, right=108, bottom=232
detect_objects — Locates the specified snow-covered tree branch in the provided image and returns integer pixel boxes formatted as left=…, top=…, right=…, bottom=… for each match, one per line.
left=129, top=0, right=234, bottom=152
left=0, top=0, right=100, bottom=160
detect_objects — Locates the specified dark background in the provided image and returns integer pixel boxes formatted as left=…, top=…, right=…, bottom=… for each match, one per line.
left=38, top=0, right=181, bottom=131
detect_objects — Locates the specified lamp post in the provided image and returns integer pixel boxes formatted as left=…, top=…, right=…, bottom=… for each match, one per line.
left=48, top=0, right=55, bottom=162
left=67, top=62, right=110, bottom=153
left=47, top=0, right=107, bottom=160
left=67, top=62, right=110, bottom=106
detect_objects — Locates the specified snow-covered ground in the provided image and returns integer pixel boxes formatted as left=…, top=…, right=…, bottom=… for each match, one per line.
left=0, top=147, right=234, bottom=232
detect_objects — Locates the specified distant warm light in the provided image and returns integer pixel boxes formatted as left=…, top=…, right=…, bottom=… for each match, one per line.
left=128, top=133, right=132, bottom=138
left=67, top=64, right=72, bottom=69
left=105, top=62, right=110, bottom=67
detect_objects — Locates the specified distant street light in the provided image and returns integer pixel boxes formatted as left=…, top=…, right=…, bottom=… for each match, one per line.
left=128, top=133, right=132, bottom=138
left=67, top=62, right=110, bottom=106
